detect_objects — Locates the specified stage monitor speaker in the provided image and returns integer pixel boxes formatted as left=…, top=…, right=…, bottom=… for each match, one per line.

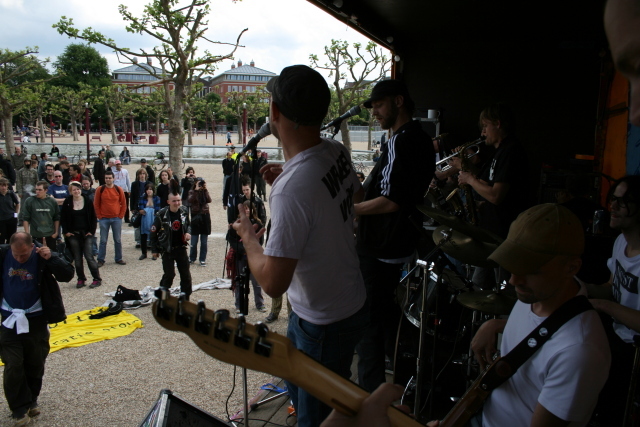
left=140, top=389, right=232, bottom=427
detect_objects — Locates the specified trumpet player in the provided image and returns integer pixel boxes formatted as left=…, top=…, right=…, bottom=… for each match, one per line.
left=455, top=103, right=530, bottom=289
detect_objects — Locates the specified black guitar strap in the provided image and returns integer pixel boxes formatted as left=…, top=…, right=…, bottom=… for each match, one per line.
left=480, top=295, right=593, bottom=392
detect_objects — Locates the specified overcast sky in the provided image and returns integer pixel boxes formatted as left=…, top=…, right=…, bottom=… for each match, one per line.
left=0, top=0, right=388, bottom=82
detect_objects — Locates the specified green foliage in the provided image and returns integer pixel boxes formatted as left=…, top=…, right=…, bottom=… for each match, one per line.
left=52, top=43, right=111, bottom=89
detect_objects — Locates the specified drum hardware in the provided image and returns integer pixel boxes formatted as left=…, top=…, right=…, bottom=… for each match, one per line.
left=417, top=205, right=503, bottom=246
left=456, top=290, right=516, bottom=316
left=624, top=335, right=640, bottom=427
left=432, top=225, right=498, bottom=268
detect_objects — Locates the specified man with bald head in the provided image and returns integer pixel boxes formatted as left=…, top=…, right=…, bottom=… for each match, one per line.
left=0, top=232, right=73, bottom=425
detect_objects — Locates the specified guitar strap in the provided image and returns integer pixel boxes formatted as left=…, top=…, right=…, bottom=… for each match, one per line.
left=479, top=295, right=593, bottom=392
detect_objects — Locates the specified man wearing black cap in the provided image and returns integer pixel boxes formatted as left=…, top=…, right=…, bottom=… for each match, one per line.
left=232, top=65, right=366, bottom=427
left=140, top=159, right=155, bottom=184
left=354, top=79, right=435, bottom=393
left=469, top=204, right=609, bottom=426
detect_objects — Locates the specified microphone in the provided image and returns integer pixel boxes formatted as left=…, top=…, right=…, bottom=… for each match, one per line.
left=241, top=123, right=271, bottom=154
left=321, top=105, right=362, bottom=131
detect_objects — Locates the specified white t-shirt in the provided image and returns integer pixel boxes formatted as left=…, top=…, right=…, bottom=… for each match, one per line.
left=608, top=233, right=640, bottom=343
left=483, top=298, right=610, bottom=427
left=264, top=138, right=365, bottom=325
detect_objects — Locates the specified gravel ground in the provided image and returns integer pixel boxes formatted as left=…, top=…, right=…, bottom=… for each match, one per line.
left=0, top=142, right=292, bottom=426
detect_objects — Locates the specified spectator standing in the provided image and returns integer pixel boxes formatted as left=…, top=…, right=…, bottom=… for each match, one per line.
left=181, top=167, right=196, bottom=207
left=42, top=164, right=55, bottom=185
left=130, top=168, right=152, bottom=248
left=0, top=178, right=19, bottom=244
left=104, top=145, right=116, bottom=162
left=33, top=128, right=39, bottom=143
left=0, top=154, right=16, bottom=188
left=94, top=171, right=127, bottom=267
left=37, top=153, right=48, bottom=179
left=0, top=232, right=72, bottom=426
left=139, top=158, right=155, bottom=184
left=156, top=170, right=171, bottom=207
left=46, top=172, right=68, bottom=207
left=68, top=164, right=82, bottom=183
left=226, top=130, right=232, bottom=145
left=21, top=181, right=59, bottom=248
left=188, top=178, right=211, bottom=266
left=150, top=186, right=192, bottom=299
left=10, top=147, right=26, bottom=172
left=136, top=183, right=161, bottom=260
left=81, top=177, right=98, bottom=257
left=254, top=150, right=267, bottom=199
left=55, top=160, right=70, bottom=185
left=240, top=179, right=267, bottom=225
left=77, top=160, right=93, bottom=185
left=61, top=182, right=101, bottom=288
left=16, top=158, right=38, bottom=202
left=112, top=160, right=131, bottom=223
left=93, top=150, right=106, bottom=186
left=222, top=151, right=234, bottom=195
left=222, top=163, right=244, bottom=224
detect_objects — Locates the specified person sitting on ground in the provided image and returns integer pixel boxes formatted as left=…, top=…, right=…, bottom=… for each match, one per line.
left=49, top=145, right=60, bottom=158
left=61, top=182, right=101, bottom=288
left=119, top=147, right=131, bottom=165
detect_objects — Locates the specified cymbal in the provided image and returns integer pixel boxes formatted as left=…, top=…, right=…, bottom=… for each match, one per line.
left=417, top=205, right=504, bottom=245
left=456, top=290, right=516, bottom=315
left=432, top=225, right=498, bottom=268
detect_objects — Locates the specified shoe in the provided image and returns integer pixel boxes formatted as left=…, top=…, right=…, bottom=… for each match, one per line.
left=235, top=308, right=241, bottom=314
left=128, top=223, right=134, bottom=227
left=152, top=256, right=157, bottom=261
left=189, top=260, right=195, bottom=265
left=200, top=261, right=206, bottom=267
left=116, top=260, right=127, bottom=265
left=257, top=306, right=267, bottom=313
left=139, top=254, right=147, bottom=260
left=28, top=403, right=40, bottom=417
left=89, top=280, right=102, bottom=289
left=135, top=243, right=141, bottom=248
left=265, top=313, right=278, bottom=323
left=76, top=280, right=86, bottom=289
left=97, top=261, right=104, bottom=267
left=11, top=413, right=30, bottom=427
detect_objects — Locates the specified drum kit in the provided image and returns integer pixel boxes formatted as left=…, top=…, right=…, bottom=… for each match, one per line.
left=393, top=205, right=516, bottom=422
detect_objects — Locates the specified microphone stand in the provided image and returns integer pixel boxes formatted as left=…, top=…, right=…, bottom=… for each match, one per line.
left=326, top=119, right=344, bottom=139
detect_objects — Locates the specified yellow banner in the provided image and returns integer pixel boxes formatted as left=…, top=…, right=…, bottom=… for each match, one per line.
left=0, top=307, right=143, bottom=366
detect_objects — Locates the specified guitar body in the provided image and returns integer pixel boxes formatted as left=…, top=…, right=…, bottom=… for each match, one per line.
left=152, top=292, right=424, bottom=427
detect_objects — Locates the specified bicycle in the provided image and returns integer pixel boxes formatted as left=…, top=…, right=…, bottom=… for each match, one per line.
left=69, top=150, right=95, bottom=165
left=153, top=152, right=185, bottom=172
left=352, top=161, right=367, bottom=174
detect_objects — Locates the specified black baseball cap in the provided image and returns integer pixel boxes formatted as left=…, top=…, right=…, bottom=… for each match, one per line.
left=363, top=79, right=414, bottom=110
left=266, top=65, right=330, bottom=126
left=141, top=159, right=147, bottom=163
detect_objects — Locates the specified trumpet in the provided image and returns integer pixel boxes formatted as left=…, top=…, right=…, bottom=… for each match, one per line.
left=435, top=137, right=485, bottom=172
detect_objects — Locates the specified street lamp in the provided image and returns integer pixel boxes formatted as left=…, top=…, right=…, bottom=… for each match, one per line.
left=85, top=103, right=90, bottom=163
left=242, top=102, right=247, bottom=147
left=99, top=116, right=102, bottom=135
left=130, top=112, right=134, bottom=143
left=212, top=112, right=216, bottom=146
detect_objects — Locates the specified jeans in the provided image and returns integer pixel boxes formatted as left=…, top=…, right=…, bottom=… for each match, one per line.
left=67, top=234, right=100, bottom=281
left=355, top=255, right=404, bottom=393
left=189, top=234, right=208, bottom=263
left=98, top=217, right=123, bottom=263
left=160, top=246, right=192, bottom=298
left=0, top=316, right=49, bottom=416
left=234, top=255, right=264, bottom=310
left=286, top=305, right=368, bottom=427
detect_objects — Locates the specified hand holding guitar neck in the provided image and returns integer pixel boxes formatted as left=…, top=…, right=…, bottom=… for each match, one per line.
left=152, top=291, right=422, bottom=427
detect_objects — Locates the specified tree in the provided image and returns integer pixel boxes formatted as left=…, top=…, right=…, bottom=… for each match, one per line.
left=53, top=43, right=111, bottom=89
left=222, top=90, right=268, bottom=146
left=97, top=85, right=137, bottom=143
left=54, top=0, right=247, bottom=171
left=51, top=84, right=93, bottom=141
left=0, top=47, right=53, bottom=152
left=310, top=39, right=390, bottom=151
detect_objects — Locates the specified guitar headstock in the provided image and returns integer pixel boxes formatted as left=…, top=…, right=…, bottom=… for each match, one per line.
left=152, top=289, right=297, bottom=380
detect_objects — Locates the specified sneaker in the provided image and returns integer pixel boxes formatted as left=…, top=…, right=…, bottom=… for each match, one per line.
left=89, top=280, right=102, bottom=289
left=257, top=306, right=267, bottom=313
left=135, top=243, right=141, bottom=248
left=139, top=254, right=147, bottom=260
left=97, top=261, right=104, bottom=268
left=76, top=280, right=86, bottom=289
left=152, top=255, right=157, bottom=261
left=116, top=260, right=127, bottom=265
left=235, top=308, right=241, bottom=314
left=200, top=261, right=206, bottom=267
left=264, top=313, right=278, bottom=323
left=11, top=413, right=30, bottom=427
left=28, top=403, right=40, bottom=417
left=189, top=260, right=195, bottom=265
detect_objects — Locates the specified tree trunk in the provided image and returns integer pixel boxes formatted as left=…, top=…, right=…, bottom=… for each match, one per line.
left=2, top=113, right=14, bottom=154
left=187, top=117, right=193, bottom=146
left=155, top=117, right=160, bottom=144
left=367, top=115, right=374, bottom=151
left=340, top=120, right=351, bottom=152
left=70, top=112, right=78, bottom=141
left=38, top=116, right=45, bottom=144
left=168, top=100, right=185, bottom=174
left=106, top=109, right=117, bottom=144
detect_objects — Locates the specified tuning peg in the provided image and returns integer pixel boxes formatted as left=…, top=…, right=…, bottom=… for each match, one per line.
left=234, top=315, right=252, bottom=350
left=175, top=293, right=192, bottom=328
left=214, top=309, right=231, bottom=342
left=155, top=287, right=172, bottom=321
left=194, top=300, right=211, bottom=335
left=254, top=322, right=272, bottom=357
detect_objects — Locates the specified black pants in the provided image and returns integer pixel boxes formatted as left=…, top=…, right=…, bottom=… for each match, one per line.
left=123, top=192, right=130, bottom=222
left=355, top=255, right=404, bottom=392
left=33, top=236, right=56, bottom=250
left=0, top=218, right=17, bottom=244
left=160, top=246, right=192, bottom=298
left=0, top=316, right=49, bottom=416
left=67, top=234, right=100, bottom=281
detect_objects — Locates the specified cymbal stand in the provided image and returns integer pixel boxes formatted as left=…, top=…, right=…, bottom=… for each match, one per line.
left=624, top=335, right=640, bottom=427
left=412, top=230, right=453, bottom=420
